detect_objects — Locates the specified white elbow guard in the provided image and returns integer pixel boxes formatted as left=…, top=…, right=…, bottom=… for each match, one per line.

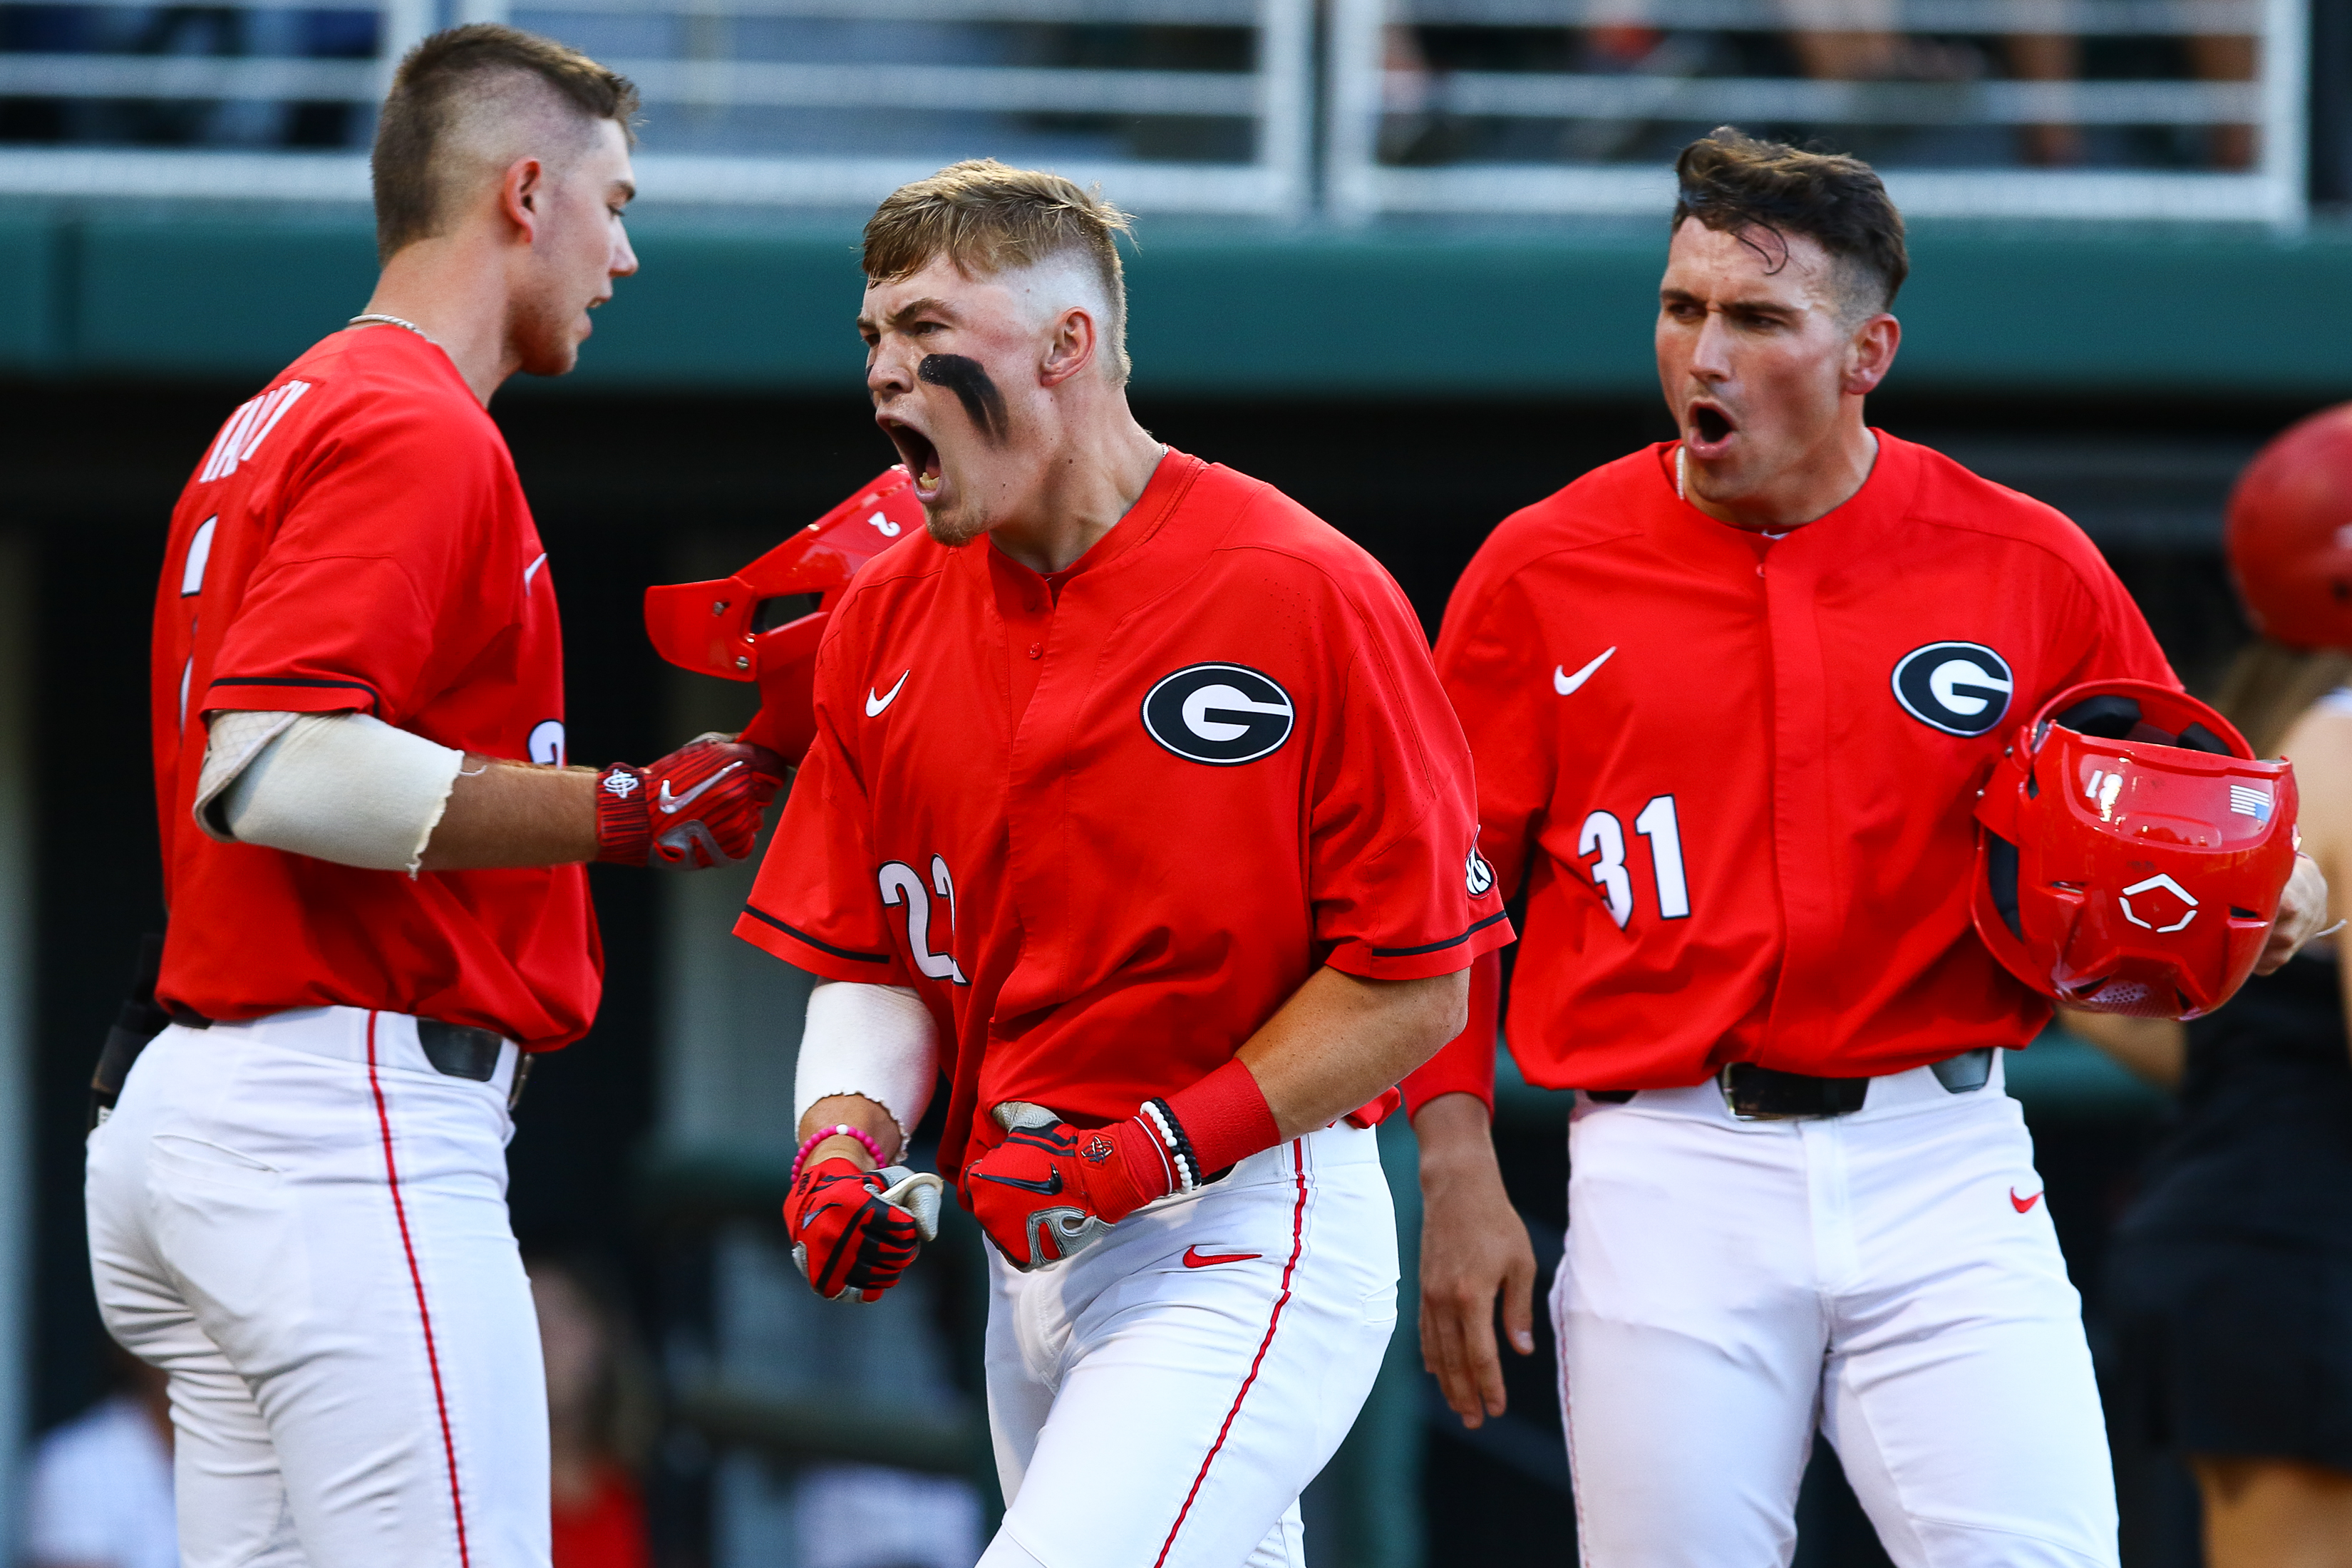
left=795, top=981, right=940, bottom=1150
left=195, top=711, right=463, bottom=875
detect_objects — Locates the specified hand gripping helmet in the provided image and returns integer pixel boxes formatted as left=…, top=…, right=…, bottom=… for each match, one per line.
left=2226, top=402, right=2352, bottom=651
left=644, top=467, right=923, bottom=760
left=1971, top=679, right=2299, bottom=1020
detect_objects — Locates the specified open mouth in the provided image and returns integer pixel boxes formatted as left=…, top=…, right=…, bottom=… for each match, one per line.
left=880, top=417, right=943, bottom=495
left=1688, top=402, right=1735, bottom=448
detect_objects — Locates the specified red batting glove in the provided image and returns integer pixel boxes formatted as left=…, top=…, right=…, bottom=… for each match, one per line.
left=595, top=733, right=787, bottom=869
left=783, top=1157, right=925, bottom=1302
left=966, top=1059, right=1282, bottom=1271
left=964, top=1108, right=1169, bottom=1270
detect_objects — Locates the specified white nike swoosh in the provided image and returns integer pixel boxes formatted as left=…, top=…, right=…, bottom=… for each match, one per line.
left=659, top=760, right=744, bottom=815
left=1554, top=646, right=1617, bottom=696
left=866, top=669, right=910, bottom=717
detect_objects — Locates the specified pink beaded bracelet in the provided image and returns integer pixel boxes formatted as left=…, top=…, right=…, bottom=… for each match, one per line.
left=790, top=1122, right=886, bottom=1184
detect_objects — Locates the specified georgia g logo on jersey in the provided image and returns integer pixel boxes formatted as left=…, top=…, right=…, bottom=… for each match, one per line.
left=1143, top=663, right=1295, bottom=765
left=1891, top=641, right=2014, bottom=737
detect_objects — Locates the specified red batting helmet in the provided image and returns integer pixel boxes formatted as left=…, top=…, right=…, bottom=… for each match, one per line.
left=644, top=467, right=922, bottom=760
left=1971, top=679, right=2298, bottom=1020
left=2226, top=403, right=2352, bottom=651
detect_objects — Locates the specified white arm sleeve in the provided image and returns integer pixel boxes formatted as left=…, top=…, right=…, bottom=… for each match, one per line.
left=795, top=980, right=941, bottom=1151
left=194, top=710, right=464, bottom=875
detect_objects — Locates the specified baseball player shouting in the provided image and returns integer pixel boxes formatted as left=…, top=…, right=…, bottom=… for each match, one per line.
left=735, top=159, right=1511, bottom=1568
left=89, top=27, right=785, bottom=1568
left=1403, top=128, right=2328, bottom=1567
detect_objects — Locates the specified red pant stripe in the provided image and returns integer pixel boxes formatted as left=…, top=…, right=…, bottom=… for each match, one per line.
left=366, top=1012, right=473, bottom=1568
left=1152, top=1138, right=1311, bottom=1568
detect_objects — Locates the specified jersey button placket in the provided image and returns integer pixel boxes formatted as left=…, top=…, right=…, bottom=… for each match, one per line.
left=1003, top=589, right=1068, bottom=999
left=1760, top=536, right=1833, bottom=1058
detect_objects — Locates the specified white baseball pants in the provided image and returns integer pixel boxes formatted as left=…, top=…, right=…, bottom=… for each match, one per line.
left=86, top=1007, right=549, bottom=1568
left=1557, top=1057, right=2119, bottom=1568
left=977, top=1121, right=1397, bottom=1568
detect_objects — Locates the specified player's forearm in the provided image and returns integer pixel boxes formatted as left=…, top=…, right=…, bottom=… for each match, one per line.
left=418, top=760, right=598, bottom=870
left=798, top=1093, right=907, bottom=1170
left=1411, top=1090, right=1500, bottom=1172
left=2055, top=1006, right=2185, bottom=1090
left=1411, top=1087, right=1538, bottom=1423
left=1235, top=966, right=1470, bottom=1141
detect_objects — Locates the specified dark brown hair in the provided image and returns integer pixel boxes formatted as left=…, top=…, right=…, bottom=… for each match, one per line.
left=371, top=24, right=639, bottom=263
left=1672, top=126, right=1908, bottom=316
left=863, top=160, right=1135, bottom=382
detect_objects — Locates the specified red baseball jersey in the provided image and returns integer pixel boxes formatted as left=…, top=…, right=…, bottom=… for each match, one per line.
left=1433, top=433, right=2175, bottom=1090
left=737, top=450, right=1511, bottom=1182
left=149, top=326, right=599, bottom=1050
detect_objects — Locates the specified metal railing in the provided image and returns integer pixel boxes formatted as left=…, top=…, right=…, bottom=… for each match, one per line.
left=0, top=0, right=1312, bottom=212
left=0, top=0, right=2315, bottom=220
left=1326, top=0, right=2309, bottom=223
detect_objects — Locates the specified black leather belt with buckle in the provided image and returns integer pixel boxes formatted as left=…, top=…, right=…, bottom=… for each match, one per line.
left=1720, top=1048, right=1996, bottom=1120
left=1582, top=1048, right=1997, bottom=1121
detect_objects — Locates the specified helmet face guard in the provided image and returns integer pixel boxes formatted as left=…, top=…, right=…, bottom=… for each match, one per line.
left=644, top=468, right=923, bottom=760
left=1972, top=680, right=2298, bottom=1020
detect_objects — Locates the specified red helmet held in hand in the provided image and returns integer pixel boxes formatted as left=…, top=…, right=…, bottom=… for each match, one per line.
left=2226, top=403, right=2352, bottom=653
left=1972, top=679, right=2299, bottom=1020
left=643, top=467, right=922, bottom=760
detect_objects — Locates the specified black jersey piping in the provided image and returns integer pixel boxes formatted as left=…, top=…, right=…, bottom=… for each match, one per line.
left=1371, top=909, right=1510, bottom=959
left=207, top=674, right=383, bottom=714
left=741, top=904, right=892, bottom=964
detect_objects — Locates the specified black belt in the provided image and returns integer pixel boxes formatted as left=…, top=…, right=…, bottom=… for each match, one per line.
left=91, top=935, right=530, bottom=1125
left=417, top=1019, right=503, bottom=1080
left=1583, top=1048, right=1997, bottom=1121
left=418, top=1020, right=532, bottom=1112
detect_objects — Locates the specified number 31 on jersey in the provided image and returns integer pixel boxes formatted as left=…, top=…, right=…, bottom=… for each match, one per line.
left=1579, top=795, right=1689, bottom=929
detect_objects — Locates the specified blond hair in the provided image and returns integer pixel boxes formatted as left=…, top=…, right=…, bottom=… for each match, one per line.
left=862, top=160, right=1135, bottom=383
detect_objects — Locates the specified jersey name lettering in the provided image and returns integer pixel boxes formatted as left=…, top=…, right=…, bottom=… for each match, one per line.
left=199, top=381, right=312, bottom=484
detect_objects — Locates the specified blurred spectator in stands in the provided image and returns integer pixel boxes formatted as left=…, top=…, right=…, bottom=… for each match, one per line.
left=2006, top=26, right=2082, bottom=166
left=2074, top=637, right=2352, bottom=1567
left=24, top=1343, right=176, bottom=1568
left=1992, top=13, right=2258, bottom=170
left=1774, top=0, right=1974, bottom=88
left=1777, top=0, right=1904, bottom=85
left=2192, top=26, right=2256, bottom=169
left=530, top=1255, right=657, bottom=1568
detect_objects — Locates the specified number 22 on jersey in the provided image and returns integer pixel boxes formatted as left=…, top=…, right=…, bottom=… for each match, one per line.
left=1578, top=795, right=1689, bottom=929
left=879, top=855, right=970, bottom=984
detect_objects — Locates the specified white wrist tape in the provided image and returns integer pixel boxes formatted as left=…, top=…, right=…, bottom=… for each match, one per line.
left=195, top=710, right=463, bottom=875
left=795, top=981, right=939, bottom=1152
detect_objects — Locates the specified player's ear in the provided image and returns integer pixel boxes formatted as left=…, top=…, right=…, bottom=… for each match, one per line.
left=500, top=158, right=545, bottom=242
left=1844, top=312, right=1899, bottom=397
left=1038, top=306, right=1095, bottom=388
